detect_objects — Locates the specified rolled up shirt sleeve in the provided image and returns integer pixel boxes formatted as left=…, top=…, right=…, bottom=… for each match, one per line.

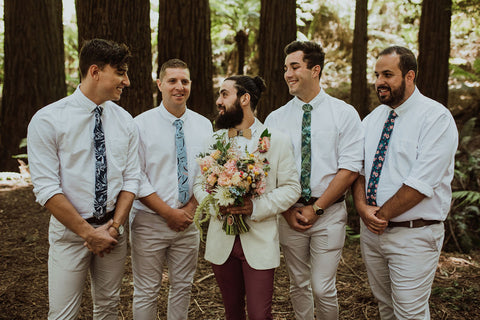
left=27, top=111, right=63, bottom=206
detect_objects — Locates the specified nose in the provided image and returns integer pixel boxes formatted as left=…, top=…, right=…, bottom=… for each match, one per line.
left=123, top=74, right=130, bottom=87
left=216, top=96, right=222, bottom=106
left=284, top=68, right=292, bottom=80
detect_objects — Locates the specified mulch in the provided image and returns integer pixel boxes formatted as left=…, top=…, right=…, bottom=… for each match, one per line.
left=1, top=186, right=479, bottom=319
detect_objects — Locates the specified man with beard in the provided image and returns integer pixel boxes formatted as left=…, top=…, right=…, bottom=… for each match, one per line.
left=265, top=41, right=363, bottom=320
left=352, top=46, right=458, bottom=319
left=194, top=75, right=300, bottom=320
left=131, top=59, right=213, bottom=319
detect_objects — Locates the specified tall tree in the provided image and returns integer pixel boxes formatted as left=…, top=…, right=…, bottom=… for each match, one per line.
left=417, top=0, right=452, bottom=106
left=210, top=0, right=260, bottom=76
left=351, top=0, right=369, bottom=119
left=157, top=0, right=214, bottom=119
left=76, top=0, right=153, bottom=116
left=0, top=0, right=66, bottom=171
left=257, top=0, right=296, bottom=121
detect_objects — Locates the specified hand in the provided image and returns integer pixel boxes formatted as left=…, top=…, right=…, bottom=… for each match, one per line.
left=108, top=225, right=119, bottom=240
left=282, top=207, right=313, bottom=232
left=297, top=205, right=320, bottom=226
left=180, top=197, right=198, bottom=218
left=83, top=220, right=118, bottom=257
left=165, top=208, right=193, bottom=232
left=359, top=205, right=388, bottom=235
left=219, top=198, right=253, bottom=216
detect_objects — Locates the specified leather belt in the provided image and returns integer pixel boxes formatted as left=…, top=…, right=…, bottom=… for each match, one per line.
left=297, top=195, right=345, bottom=206
left=85, top=208, right=115, bottom=225
left=388, top=219, right=441, bottom=228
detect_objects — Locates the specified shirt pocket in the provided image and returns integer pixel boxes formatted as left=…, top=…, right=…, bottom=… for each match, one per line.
left=108, top=138, right=129, bottom=169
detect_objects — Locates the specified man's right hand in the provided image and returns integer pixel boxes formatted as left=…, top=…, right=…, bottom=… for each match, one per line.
left=84, top=220, right=118, bottom=257
left=165, top=208, right=193, bottom=232
left=282, top=207, right=313, bottom=232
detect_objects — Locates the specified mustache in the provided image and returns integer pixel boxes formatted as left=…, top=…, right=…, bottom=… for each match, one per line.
left=377, top=85, right=390, bottom=91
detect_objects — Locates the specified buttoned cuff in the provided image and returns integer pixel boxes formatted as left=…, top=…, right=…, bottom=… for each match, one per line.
left=404, top=177, right=434, bottom=198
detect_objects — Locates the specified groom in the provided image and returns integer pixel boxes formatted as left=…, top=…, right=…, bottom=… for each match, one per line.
left=194, top=75, right=301, bottom=320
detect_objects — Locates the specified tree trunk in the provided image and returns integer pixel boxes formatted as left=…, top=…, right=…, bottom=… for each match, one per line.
left=0, top=0, right=66, bottom=171
left=235, top=30, right=248, bottom=75
left=351, top=0, right=369, bottom=119
left=257, top=0, right=296, bottom=122
left=417, top=0, right=452, bottom=106
left=157, top=0, right=215, bottom=119
left=76, top=0, right=153, bottom=116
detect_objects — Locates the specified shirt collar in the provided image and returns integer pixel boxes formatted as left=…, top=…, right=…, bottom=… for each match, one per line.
left=292, top=88, right=326, bottom=110
left=73, top=85, right=107, bottom=113
left=158, top=101, right=189, bottom=124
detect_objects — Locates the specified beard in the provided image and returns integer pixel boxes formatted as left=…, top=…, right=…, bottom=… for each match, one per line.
left=215, top=99, right=244, bottom=130
left=376, top=78, right=406, bottom=107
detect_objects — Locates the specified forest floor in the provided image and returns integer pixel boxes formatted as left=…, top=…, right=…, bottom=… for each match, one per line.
left=0, top=185, right=479, bottom=319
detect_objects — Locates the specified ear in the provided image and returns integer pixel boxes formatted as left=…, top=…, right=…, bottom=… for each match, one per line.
left=88, top=64, right=100, bottom=80
left=405, top=70, right=415, bottom=83
left=240, top=93, right=251, bottom=107
left=311, top=65, right=322, bottom=79
left=156, top=78, right=162, bottom=90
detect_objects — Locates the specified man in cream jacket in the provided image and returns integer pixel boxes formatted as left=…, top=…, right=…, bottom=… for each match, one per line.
left=194, top=75, right=300, bottom=320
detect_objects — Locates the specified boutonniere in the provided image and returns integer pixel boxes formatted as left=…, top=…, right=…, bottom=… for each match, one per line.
left=256, top=128, right=271, bottom=153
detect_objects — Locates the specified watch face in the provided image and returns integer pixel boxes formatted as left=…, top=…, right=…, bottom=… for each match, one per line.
left=118, top=225, right=125, bottom=235
left=315, top=208, right=324, bottom=216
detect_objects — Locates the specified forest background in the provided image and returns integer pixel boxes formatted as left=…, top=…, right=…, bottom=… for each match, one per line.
left=0, top=0, right=479, bottom=252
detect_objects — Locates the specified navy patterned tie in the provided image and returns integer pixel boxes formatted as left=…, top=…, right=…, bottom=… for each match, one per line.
left=366, top=110, right=398, bottom=206
left=174, top=119, right=189, bottom=205
left=301, top=104, right=313, bottom=201
left=93, top=106, right=107, bottom=219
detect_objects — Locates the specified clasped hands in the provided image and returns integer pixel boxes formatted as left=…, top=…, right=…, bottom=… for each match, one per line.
left=83, top=219, right=119, bottom=257
left=283, top=205, right=319, bottom=232
left=359, top=205, right=388, bottom=235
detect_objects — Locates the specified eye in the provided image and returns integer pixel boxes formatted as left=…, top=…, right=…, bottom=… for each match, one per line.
left=181, top=80, right=190, bottom=85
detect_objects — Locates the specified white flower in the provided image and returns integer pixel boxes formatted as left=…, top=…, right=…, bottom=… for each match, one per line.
left=213, top=186, right=235, bottom=207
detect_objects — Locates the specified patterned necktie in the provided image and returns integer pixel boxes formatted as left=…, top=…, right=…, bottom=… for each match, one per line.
left=174, top=119, right=189, bottom=205
left=366, top=110, right=398, bottom=206
left=300, top=104, right=313, bottom=201
left=93, top=106, right=107, bottom=219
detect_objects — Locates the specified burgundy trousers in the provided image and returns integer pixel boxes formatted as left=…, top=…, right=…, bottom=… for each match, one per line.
left=211, top=236, right=275, bottom=320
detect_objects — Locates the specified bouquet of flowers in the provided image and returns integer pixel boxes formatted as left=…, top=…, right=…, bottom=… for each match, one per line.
left=194, top=129, right=271, bottom=236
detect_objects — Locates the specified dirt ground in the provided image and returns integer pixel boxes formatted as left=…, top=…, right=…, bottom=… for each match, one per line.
left=1, top=185, right=479, bottom=320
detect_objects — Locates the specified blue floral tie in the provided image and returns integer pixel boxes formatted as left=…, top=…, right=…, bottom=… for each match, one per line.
left=366, top=110, right=398, bottom=206
left=301, top=104, right=313, bottom=201
left=174, top=119, right=189, bottom=205
left=93, top=106, right=107, bottom=219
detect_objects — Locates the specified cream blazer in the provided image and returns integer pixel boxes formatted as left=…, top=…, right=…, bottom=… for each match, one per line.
left=193, top=123, right=301, bottom=270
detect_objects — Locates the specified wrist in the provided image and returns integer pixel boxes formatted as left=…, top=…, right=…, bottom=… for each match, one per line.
left=312, top=202, right=325, bottom=216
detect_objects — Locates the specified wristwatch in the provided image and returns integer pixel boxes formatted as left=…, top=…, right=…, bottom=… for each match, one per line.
left=111, top=221, right=125, bottom=236
left=312, top=203, right=325, bottom=216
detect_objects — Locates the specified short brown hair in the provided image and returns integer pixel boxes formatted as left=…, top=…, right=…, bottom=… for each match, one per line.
left=159, top=59, right=189, bottom=80
left=79, top=39, right=131, bottom=79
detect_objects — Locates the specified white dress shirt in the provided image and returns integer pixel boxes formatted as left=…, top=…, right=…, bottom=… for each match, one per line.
left=362, top=87, right=458, bottom=221
left=28, top=86, right=141, bottom=218
left=133, top=102, right=213, bottom=211
left=265, top=89, right=364, bottom=198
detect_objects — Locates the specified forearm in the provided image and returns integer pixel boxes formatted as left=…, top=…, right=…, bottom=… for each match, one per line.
left=113, top=191, right=135, bottom=225
left=139, top=192, right=173, bottom=218
left=44, top=194, right=95, bottom=240
left=315, top=169, right=359, bottom=209
left=352, top=175, right=368, bottom=212
left=377, top=184, right=426, bottom=221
